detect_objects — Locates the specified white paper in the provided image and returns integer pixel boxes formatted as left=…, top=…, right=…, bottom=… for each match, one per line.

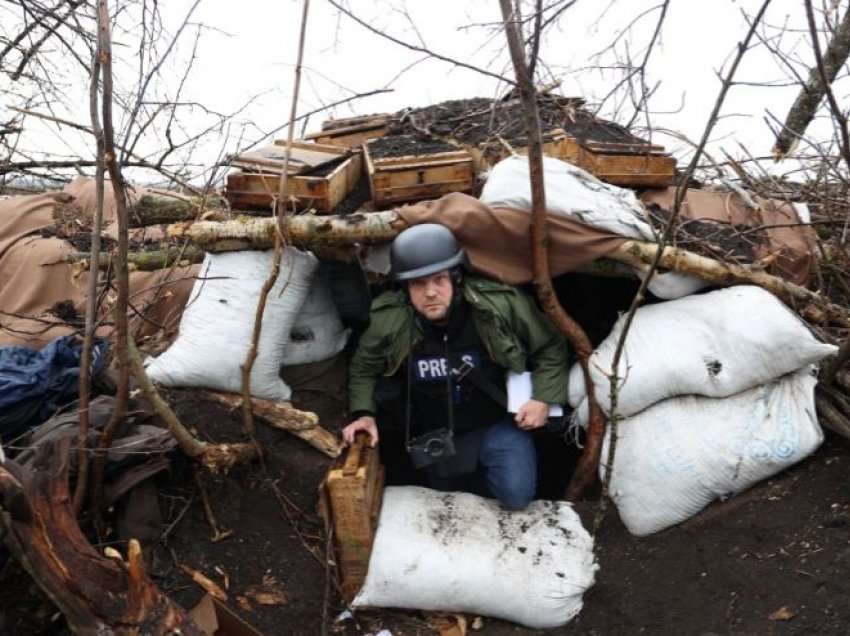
left=506, top=371, right=563, bottom=416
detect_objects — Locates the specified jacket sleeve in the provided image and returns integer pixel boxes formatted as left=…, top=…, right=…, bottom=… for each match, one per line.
left=348, top=317, right=389, bottom=416
left=510, top=290, right=571, bottom=405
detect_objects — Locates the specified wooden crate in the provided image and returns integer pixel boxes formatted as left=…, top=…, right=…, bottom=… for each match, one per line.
left=480, top=129, right=676, bottom=188
left=474, top=129, right=579, bottom=170
left=232, top=140, right=349, bottom=175
left=323, top=433, right=385, bottom=602
left=364, top=144, right=475, bottom=207
left=225, top=151, right=362, bottom=213
left=576, top=140, right=676, bottom=187
left=305, top=115, right=390, bottom=148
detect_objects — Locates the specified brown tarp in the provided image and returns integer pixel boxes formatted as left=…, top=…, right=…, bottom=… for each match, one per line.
left=397, top=192, right=628, bottom=285
left=63, top=176, right=170, bottom=243
left=640, top=187, right=816, bottom=285
left=0, top=188, right=197, bottom=349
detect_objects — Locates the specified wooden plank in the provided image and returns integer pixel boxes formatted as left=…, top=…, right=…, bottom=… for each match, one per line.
left=581, top=139, right=667, bottom=154
left=306, top=120, right=390, bottom=148
left=308, top=128, right=388, bottom=148
left=272, top=139, right=350, bottom=156
left=370, top=150, right=471, bottom=169
left=373, top=158, right=473, bottom=173
left=326, top=152, right=363, bottom=210
left=232, top=141, right=348, bottom=175
left=372, top=181, right=472, bottom=207
left=320, top=113, right=391, bottom=131
left=325, top=433, right=385, bottom=602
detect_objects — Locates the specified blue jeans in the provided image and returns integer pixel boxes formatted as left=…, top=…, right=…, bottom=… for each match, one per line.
left=426, top=418, right=537, bottom=510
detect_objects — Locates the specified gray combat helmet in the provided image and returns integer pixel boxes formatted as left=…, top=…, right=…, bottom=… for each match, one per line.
left=390, top=223, right=468, bottom=281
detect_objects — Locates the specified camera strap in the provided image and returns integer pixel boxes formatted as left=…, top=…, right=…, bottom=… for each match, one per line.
left=404, top=323, right=414, bottom=450
left=443, top=332, right=455, bottom=441
left=455, top=359, right=508, bottom=409
left=457, top=363, right=569, bottom=434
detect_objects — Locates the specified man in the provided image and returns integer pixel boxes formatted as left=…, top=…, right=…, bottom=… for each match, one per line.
left=342, top=224, right=569, bottom=510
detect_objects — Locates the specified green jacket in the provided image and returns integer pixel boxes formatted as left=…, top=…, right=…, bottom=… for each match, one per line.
left=349, top=276, right=570, bottom=415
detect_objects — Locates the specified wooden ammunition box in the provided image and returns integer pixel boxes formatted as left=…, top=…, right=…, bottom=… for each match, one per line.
left=480, top=129, right=676, bottom=188
left=572, top=139, right=676, bottom=187
left=225, top=151, right=362, bottom=213
left=324, top=433, right=385, bottom=602
left=364, top=144, right=475, bottom=208
left=305, top=114, right=391, bottom=148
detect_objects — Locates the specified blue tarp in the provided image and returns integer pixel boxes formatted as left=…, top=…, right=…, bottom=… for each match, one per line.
left=0, top=335, right=108, bottom=442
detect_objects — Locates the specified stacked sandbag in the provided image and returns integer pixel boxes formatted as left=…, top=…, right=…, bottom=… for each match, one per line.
left=603, top=367, right=823, bottom=536
left=568, top=285, right=837, bottom=427
left=353, top=486, right=597, bottom=629
left=282, top=276, right=350, bottom=366
left=146, top=249, right=318, bottom=401
left=569, top=285, right=837, bottom=535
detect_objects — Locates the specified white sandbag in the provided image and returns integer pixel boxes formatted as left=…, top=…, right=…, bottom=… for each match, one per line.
left=282, top=277, right=350, bottom=366
left=568, top=285, right=837, bottom=427
left=353, top=486, right=597, bottom=629
left=641, top=268, right=712, bottom=300
left=146, top=249, right=318, bottom=400
left=602, top=367, right=823, bottom=536
left=480, top=154, right=655, bottom=241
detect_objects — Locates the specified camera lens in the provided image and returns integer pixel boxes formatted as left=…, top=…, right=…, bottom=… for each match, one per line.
left=425, top=438, right=446, bottom=456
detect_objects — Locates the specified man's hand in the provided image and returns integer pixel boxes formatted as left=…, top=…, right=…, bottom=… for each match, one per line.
left=515, top=399, right=549, bottom=430
left=342, top=415, right=379, bottom=447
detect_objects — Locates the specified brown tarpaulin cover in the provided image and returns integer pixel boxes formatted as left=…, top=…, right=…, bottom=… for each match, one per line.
left=0, top=188, right=197, bottom=349
left=640, top=187, right=816, bottom=285
left=396, top=192, right=628, bottom=284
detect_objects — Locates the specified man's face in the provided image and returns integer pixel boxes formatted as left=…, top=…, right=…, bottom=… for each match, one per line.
left=408, top=270, right=453, bottom=322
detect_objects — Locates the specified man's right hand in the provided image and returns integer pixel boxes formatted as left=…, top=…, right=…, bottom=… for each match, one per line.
left=341, top=416, right=379, bottom=447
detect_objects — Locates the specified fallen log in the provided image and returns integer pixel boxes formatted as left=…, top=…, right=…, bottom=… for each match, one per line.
left=611, top=240, right=850, bottom=326
left=202, top=390, right=342, bottom=458
left=128, top=193, right=228, bottom=227
left=0, top=438, right=203, bottom=634
left=167, top=213, right=849, bottom=325
left=168, top=210, right=403, bottom=251
left=68, top=245, right=205, bottom=271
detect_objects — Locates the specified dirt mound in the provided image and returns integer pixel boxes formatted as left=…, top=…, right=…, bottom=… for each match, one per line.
left=387, top=94, right=649, bottom=147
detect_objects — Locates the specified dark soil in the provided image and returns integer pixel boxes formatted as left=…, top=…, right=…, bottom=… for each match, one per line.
left=2, top=352, right=850, bottom=635
left=334, top=173, right=372, bottom=215
left=565, top=436, right=850, bottom=636
left=645, top=201, right=767, bottom=263
left=48, top=299, right=81, bottom=325
left=387, top=95, right=649, bottom=147
left=367, top=134, right=459, bottom=160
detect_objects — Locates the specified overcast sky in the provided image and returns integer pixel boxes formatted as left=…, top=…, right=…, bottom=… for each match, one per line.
left=6, top=0, right=845, bottom=184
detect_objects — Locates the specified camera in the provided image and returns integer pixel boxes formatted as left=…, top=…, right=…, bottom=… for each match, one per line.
left=407, top=427, right=456, bottom=469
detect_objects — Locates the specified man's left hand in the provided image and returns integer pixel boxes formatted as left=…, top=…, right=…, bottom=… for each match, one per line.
left=515, top=399, right=549, bottom=430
